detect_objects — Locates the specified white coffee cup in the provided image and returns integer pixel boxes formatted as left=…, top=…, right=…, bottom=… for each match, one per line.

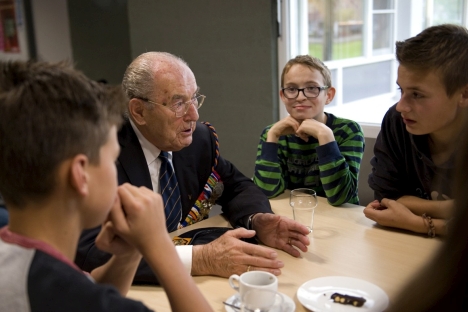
left=241, top=289, right=284, bottom=312
left=229, top=271, right=278, bottom=299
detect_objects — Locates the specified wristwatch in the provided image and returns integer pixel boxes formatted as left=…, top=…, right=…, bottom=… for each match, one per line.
left=246, top=213, right=258, bottom=230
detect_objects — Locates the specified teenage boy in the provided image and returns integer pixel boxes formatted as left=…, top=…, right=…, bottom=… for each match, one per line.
left=0, top=61, right=212, bottom=311
left=364, top=24, right=468, bottom=236
left=253, top=55, right=364, bottom=206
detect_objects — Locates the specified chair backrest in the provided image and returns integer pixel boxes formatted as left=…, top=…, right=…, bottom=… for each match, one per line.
left=357, top=137, right=376, bottom=206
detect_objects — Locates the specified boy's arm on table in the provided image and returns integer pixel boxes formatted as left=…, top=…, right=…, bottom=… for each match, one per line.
left=110, top=183, right=213, bottom=312
left=396, top=195, right=453, bottom=220
left=364, top=199, right=447, bottom=236
left=89, top=219, right=142, bottom=296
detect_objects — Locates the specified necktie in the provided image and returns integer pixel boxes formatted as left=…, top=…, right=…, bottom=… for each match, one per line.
left=158, top=151, right=182, bottom=232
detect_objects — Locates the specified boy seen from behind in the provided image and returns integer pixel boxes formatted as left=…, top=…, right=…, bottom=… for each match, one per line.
left=0, top=61, right=212, bottom=312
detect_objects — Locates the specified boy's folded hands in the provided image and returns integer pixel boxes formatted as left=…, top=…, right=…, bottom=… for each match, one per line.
left=104, top=183, right=171, bottom=255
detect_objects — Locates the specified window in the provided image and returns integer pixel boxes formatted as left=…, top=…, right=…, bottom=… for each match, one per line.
left=278, top=0, right=468, bottom=137
left=372, top=0, right=394, bottom=56
left=424, top=0, right=466, bottom=26
left=308, top=0, right=365, bottom=61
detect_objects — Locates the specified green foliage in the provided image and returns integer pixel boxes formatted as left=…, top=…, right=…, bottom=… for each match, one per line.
left=309, top=40, right=363, bottom=61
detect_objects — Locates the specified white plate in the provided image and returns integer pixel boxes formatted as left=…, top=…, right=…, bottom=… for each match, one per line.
left=297, top=276, right=389, bottom=312
left=225, top=292, right=296, bottom=312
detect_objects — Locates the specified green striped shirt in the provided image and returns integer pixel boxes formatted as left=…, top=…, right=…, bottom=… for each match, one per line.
left=253, top=113, right=364, bottom=206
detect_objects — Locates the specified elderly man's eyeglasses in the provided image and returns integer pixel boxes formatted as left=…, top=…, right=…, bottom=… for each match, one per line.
left=282, top=86, right=329, bottom=99
left=138, top=94, right=206, bottom=118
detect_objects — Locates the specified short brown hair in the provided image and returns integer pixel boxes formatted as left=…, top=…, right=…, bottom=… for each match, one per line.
left=396, top=24, right=468, bottom=97
left=0, top=61, right=126, bottom=207
left=281, top=55, right=332, bottom=88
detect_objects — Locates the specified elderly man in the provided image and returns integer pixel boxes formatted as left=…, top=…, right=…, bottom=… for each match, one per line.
left=76, top=52, right=310, bottom=283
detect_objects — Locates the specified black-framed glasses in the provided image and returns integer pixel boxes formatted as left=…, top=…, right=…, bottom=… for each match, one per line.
left=282, top=86, right=329, bottom=99
left=138, top=94, right=206, bottom=118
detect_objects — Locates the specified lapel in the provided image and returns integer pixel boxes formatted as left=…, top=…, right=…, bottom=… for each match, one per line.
left=117, top=120, right=212, bottom=220
left=117, top=121, right=153, bottom=190
left=173, top=121, right=213, bottom=217
left=173, top=151, right=198, bottom=218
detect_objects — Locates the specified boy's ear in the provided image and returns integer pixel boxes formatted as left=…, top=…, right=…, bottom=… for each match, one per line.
left=325, top=87, right=336, bottom=104
left=69, top=154, right=89, bottom=197
left=279, top=88, right=287, bottom=102
left=460, top=84, right=468, bottom=108
left=128, top=98, right=147, bottom=125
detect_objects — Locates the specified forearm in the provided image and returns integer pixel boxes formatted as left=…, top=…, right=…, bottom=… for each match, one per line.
left=317, top=141, right=362, bottom=205
left=191, top=244, right=212, bottom=276
left=324, top=177, right=358, bottom=205
left=402, top=211, right=447, bottom=236
left=319, top=158, right=357, bottom=205
left=365, top=198, right=448, bottom=237
left=253, top=141, right=286, bottom=198
left=142, top=239, right=213, bottom=311
left=397, top=196, right=450, bottom=219
left=90, top=252, right=141, bottom=295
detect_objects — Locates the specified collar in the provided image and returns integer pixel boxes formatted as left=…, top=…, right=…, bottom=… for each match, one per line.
left=129, top=119, right=173, bottom=163
left=0, top=226, right=82, bottom=273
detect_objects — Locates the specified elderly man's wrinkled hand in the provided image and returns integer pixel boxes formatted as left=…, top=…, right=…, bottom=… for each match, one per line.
left=253, top=213, right=310, bottom=257
left=191, top=228, right=284, bottom=277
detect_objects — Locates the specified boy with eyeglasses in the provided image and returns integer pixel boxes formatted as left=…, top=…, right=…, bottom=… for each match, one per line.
left=253, top=55, right=364, bottom=206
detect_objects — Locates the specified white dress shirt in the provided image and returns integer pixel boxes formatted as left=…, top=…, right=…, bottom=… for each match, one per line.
left=129, top=120, right=193, bottom=274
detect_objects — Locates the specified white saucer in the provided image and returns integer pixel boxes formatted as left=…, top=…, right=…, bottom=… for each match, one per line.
left=224, top=292, right=295, bottom=312
left=297, top=276, right=389, bottom=312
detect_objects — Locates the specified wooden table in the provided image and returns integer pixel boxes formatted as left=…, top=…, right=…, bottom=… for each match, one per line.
left=127, top=191, right=442, bottom=311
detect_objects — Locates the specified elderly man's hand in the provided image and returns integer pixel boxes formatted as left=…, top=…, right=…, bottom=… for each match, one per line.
left=253, top=213, right=310, bottom=257
left=191, top=228, right=285, bottom=277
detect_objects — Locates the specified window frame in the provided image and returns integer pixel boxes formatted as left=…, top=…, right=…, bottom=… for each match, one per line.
left=277, top=0, right=468, bottom=138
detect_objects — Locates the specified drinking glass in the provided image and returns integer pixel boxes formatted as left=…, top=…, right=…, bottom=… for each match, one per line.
left=290, top=188, right=318, bottom=233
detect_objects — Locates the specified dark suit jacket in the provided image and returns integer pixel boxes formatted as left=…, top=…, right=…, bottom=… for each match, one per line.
left=75, top=120, right=272, bottom=284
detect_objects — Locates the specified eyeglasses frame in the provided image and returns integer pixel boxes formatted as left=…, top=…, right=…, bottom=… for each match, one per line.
left=281, top=86, right=329, bottom=99
left=136, top=94, right=206, bottom=117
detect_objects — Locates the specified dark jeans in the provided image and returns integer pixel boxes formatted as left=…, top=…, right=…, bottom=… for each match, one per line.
left=0, top=206, right=8, bottom=228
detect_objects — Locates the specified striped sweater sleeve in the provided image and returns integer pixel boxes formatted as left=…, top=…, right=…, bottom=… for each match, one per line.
left=317, top=119, right=364, bottom=205
left=253, top=126, right=287, bottom=198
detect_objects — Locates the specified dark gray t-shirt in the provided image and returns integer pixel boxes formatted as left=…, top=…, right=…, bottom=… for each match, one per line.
left=0, top=227, right=153, bottom=312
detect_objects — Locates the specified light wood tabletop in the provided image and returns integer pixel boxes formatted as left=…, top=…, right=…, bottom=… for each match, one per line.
left=127, top=191, right=443, bottom=311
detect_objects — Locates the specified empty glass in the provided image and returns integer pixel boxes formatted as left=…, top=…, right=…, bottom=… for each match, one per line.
left=290, top=188, right=318, bottom=233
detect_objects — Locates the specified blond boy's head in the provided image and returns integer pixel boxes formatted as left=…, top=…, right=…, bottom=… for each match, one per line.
left=281, top=55, right=332, bottom=88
